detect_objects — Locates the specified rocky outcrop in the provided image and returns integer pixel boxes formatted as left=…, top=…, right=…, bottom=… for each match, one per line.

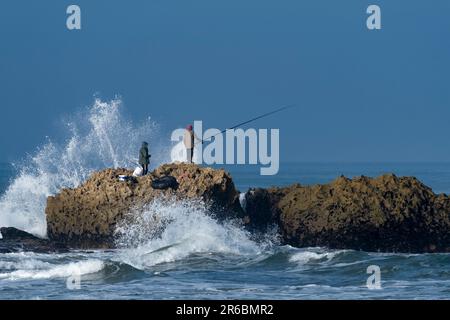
left=0, top=227, right=67, bottom=253
left=244, top=174, right=450, bottom=253
left=45, top=163, right=243, bottom=248
left=45, top=162, right=450, bottom=253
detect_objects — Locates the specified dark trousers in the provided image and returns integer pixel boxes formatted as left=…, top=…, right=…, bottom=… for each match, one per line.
left=141, top=164, right=148, bottom=175
left=186, top=148, right=194, bottom=163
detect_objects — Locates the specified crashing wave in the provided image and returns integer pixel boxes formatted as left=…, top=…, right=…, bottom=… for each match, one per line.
left=0, top=98, right=167, bottom=237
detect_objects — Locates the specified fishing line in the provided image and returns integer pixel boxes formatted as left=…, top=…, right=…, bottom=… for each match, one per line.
left=198, top=104, right=295, bottom=144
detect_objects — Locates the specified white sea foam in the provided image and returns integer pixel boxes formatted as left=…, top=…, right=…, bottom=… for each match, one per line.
left=115, top=198, right=267, bottom=269
left=0, top=98, right=167, bottom=237
left=289, top=250, right=340, bottom=265
left=239, top=192, right=247, bottom=212
left=0, top=259, right=104, bottom=280
left=0, top=258, right=51, bottom=271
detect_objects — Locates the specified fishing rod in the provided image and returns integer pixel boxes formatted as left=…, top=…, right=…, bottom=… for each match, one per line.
left=196, top=104, right=295, bottom=144
left=127, top=104, right=295, bottom=166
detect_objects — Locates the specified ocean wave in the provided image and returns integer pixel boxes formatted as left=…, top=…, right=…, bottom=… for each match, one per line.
left=0, top=97, right=167, bottom=237
left=0, top=258, right=51, bottom=271
left=0, top=259, right=104, bottom=281
left=114, top=198, right=273, bottom=270
left=289, top=250, right=340, bottom=264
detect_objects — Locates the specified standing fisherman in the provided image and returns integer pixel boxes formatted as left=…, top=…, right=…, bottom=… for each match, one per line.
left=183, top=125, right=202, bottom=163
left=139, top=141, right=151, bottom=175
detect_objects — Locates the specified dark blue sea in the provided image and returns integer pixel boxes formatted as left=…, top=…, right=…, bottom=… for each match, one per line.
left=1, top=161, right=449, bottom=300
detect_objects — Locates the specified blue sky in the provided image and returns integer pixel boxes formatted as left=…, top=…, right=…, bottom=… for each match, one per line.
left=0, top=0, right=449, bottom=162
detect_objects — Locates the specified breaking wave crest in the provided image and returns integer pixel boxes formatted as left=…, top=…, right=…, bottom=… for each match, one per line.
left=0, top=98, right=167, bottom=237
left=114, top=198, right=271, bottom=270
left=0, top=253, right=104, bottom=281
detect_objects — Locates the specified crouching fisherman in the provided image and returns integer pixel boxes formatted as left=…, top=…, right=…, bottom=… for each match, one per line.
left=139, top=141, right=151, bottom=175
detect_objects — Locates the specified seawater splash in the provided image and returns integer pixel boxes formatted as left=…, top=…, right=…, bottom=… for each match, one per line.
left=0, top=256, right=104, bottom=281
left=114, top=198, right=270, bottom=270
left=0, top=98, right=168, bottom=237
left=289, top=249, right=341, bottom=265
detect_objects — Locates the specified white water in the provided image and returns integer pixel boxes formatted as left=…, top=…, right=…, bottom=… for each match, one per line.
left=0, top=257, right=104, bottom=281
left=289, top=250, right=340, bottom=265
left=114, top=198, right=269, bottom=270
left=0, top=98, right=168, bottom=237
left=239, top=192, right=247, bottom=212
